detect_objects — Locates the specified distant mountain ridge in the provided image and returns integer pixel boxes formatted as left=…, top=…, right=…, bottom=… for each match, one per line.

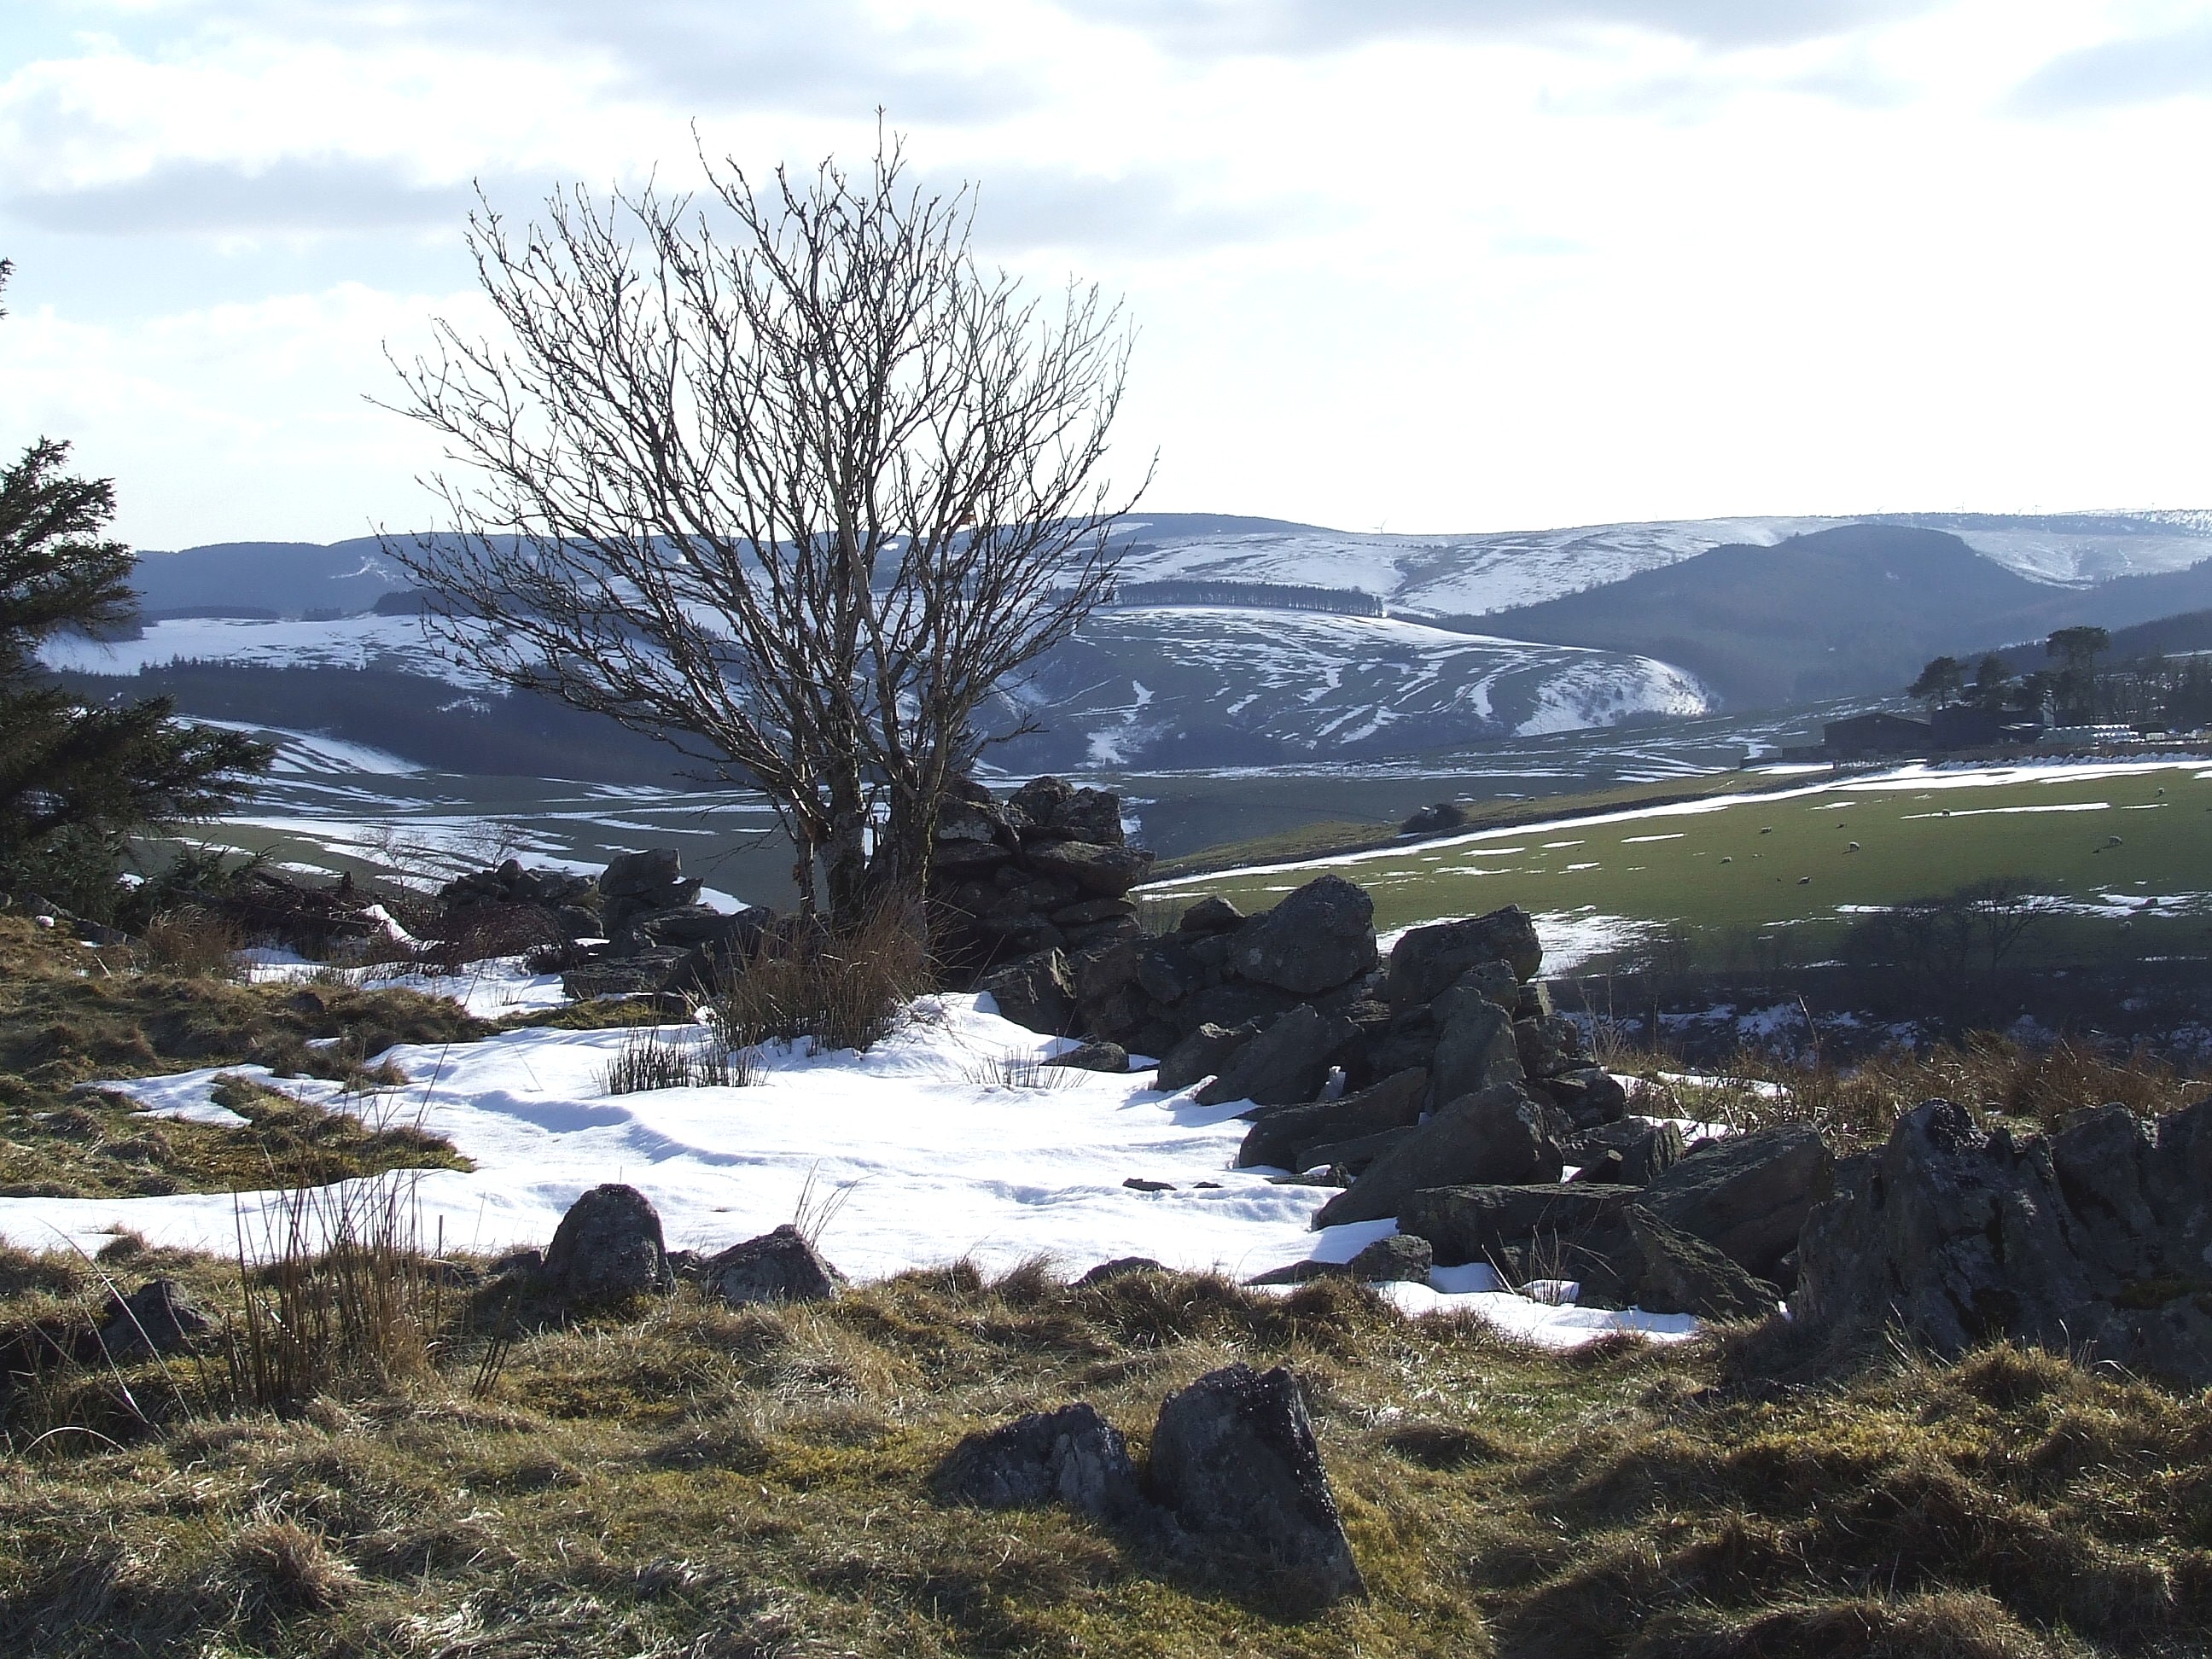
left=1484, top=523, right=2212, bottom=707
left=134, top=508, right=2212, bottom=623
left=92, top=510, right=2212, bottom=769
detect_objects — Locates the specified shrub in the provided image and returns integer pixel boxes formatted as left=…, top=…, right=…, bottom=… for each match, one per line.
left=708, top=903, right=932, bottom=1055
left=138, top=907, right=245, bottom=980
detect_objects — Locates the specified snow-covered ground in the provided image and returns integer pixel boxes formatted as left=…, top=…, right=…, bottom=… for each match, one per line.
left=0, top=996, right=1696, bottom=1350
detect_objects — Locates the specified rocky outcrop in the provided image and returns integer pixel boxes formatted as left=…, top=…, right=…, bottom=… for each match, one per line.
left=928, top=1361, right=1363, bottom=1611
left=1313, top=1082, right=1566, bottom=1229
left=1158, top=1022, right=1262, bottom=1093
left=556, top=849, right=773, bottom=1000
left=977, top=949, right=1077, bottom=1036
left=436, top=859, right=602, bottom=949
left=1225, top=876, right=1377, bottom=997
left=1793, top=1097, right=2212, bottom=1386
left=1622, top=1206, right=1782, bottom=1321
left=1195, top=1004, right=1357, bottom=1109
left=1248, top=1232, right=1435, bottom=1287
left=1640, top=1123, right=1832, bottom=1281
left=542, top=1184, right=675, bottom=1301
left=1397, top=1152, right=1807, bottom=1320
left=930, top=777, right=1153, bottom=992
left=1237, top=1068, right=1428, bottom=1173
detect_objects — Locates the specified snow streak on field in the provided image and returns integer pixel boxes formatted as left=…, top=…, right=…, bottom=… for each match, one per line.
left=1147, top=756, right=2212, bottom=948
left=1, top=995, right=1695, bottom=1349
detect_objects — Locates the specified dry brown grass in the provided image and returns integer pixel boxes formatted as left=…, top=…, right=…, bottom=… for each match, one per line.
left=711, top=904, right=934, bottom=1055
left=0, top=916, right=482, bottom=1199
left=1613, top=1031, right=2206, bottom=1150
left=0, top=1252, right=2204, bottom=1657
left=136, top=907, right=246, bottom=980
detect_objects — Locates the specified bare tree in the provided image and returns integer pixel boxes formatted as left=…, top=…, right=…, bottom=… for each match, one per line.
left=384, top=133, right=1143, bottom=921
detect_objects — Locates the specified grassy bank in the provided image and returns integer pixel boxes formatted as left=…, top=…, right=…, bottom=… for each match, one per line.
left=3, top=1247, right=2208, bottom=1657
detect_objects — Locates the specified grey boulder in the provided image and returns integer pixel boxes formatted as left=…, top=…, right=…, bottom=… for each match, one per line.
left=1428, top=990, right=1525, bottom=1108
left=1644, top=1123, right=1833, bottom=1278
left=704, top=1224, right=846, bottom=1307
left=978, top=948, right=1077, bottom=1036
left=1313, top=1082, right=1564, bottom=1230
left=1195, top=1004, right=1356, bottom=1109
left=1157, top=1021, right=1262, bottom=1093
left=1622, top=1205, right=1781, bottom=1322
left=1147, top=1363, right=1365, bottom=1610
left=932, top=1401, right=1144, bottom=1521
left=543, top=1184, right=675, bottom=1301
left=1237, top=1068, right=1427, bottom=1172
left=1227, top=876, right=1378, bottom=997
left=1385, top=907, right=1543, bottom=1006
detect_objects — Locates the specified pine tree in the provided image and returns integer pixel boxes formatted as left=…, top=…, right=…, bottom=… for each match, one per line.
left=0, top=260, right=271, bottom=915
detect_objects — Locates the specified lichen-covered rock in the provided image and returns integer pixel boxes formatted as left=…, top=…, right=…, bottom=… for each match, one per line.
left=1794, top=1097, right=2212, bottom=1384
left=1023, top=840, right=1155, bottom=896
left=704, top=1225, right=846, bottom=1307
left=1623, top=1206, right=1781, bottom=1322
left=1175, top=894, right=1245, bottom=935
left=1428, top=990, right=1524, bottom=1108
left=1237, top=1068, right=1428, bottom=1172
left=978, top=949, right=1077, bottom=1035
left=543, top=1184, right=675, bottom=1301
left=1643, top=1123, right=1833, bottom=1279
left=1227, top=876, right=1378, bottom=997
left=1561, top=1116, right=1685, bottom=1185
left=1195, top=1004, right=1356, bottom=1109
left=1399, top=1181, right=1644, bottom=1267
left=1313, top=1082, right=1564, bottom=1230
left=1385, top=906, right=1543, bottom=1006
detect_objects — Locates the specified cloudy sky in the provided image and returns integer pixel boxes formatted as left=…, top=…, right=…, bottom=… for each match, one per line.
left=3, top=0, right=2211, bottom=549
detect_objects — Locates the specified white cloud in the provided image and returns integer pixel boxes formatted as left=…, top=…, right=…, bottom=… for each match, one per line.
left=1, top=0, right=2209, bottom=548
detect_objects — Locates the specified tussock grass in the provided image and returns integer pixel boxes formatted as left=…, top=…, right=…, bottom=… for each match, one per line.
left=710, top=904, right=932, bottom=1055
left=598, top=1025, right=748, bottom=1093
left=136, top=907, right=246, bottom=980
left=1, top=1249, right=2204, bottom=1656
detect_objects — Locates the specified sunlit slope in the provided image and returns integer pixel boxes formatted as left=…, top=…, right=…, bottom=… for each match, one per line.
left=1147, top=761, right=2212, bottom=953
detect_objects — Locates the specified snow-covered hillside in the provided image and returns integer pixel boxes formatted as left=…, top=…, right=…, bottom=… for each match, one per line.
left=994, top=607, right=1709, bottom=769
left=1106, top=509, right=2212, bottom=616
left=49, top=604, right=1712, bottom=772
left=40, top=614, right=482, bottom=681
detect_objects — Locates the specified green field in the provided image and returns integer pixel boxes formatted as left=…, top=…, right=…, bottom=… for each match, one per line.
left=1144, top=760, right=2212, bottom=967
